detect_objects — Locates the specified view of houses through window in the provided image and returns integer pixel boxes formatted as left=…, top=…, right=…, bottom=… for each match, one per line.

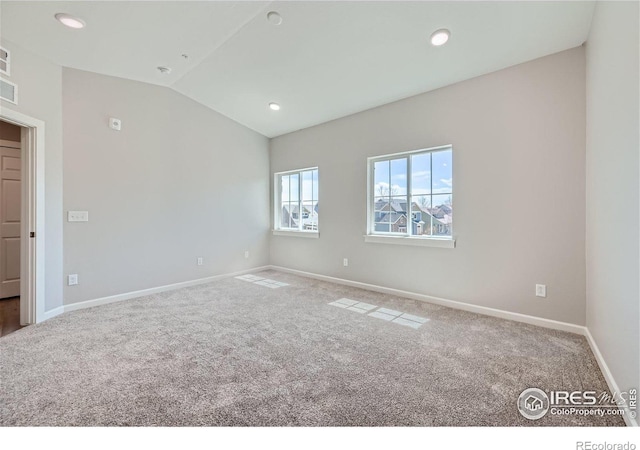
left=371, top=146, right=452, bottom=237
left=277, top=168, right=319, bottom=231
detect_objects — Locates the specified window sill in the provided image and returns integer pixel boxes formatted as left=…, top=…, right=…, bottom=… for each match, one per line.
left=363, top=234, right=455, bottom=248
left=273, top=230, right=319, bottom=239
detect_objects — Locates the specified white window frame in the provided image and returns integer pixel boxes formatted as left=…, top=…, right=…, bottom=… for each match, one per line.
left=273, top=167, right=319, bottom=238
left=365, top=144, right=455, bottom=248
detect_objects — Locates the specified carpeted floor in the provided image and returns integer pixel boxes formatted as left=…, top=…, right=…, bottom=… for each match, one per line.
left=0, top=270, right=623, bottom=426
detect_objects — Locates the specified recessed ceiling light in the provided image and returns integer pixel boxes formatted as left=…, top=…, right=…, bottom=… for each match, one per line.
left=267, top=11, right=283, bottom=25
left=54, top=13, right=86, bottom=29
left=430, top=29, right=450, bottom=46
left=269, top=102, right=280, bottom=111
left=157, top=66, right=172, bottom=75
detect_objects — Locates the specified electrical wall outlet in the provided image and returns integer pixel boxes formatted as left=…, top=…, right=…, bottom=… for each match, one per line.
left=343, top=258, right=349, bottom=267
left=244, top=251, right=249, bottom=259
left=68, top=274, right=78, bottom=286
left=197, top=257, right=203, bottom=266
left=535, top=284, right=547, bottom=298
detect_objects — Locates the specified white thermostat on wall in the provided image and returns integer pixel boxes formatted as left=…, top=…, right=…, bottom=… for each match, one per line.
left=109, top=117, right=122, bottom=131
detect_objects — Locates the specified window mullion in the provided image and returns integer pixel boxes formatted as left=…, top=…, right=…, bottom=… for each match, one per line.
left=289, top=175, right=294, bottom=229
left=388, top=159, right=392, bottom=233
left=369, top=161, right=374, bottom=234
left=430, top=152, right=433, bottom=236
left=406, top=156, right=411, bottom=237
left=298, top=171, right=303, bottom=231
left=276, top=175, right=280, bottom=230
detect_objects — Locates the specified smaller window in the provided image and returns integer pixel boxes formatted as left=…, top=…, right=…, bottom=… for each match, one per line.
left=274, top=167, right=319, bottom=233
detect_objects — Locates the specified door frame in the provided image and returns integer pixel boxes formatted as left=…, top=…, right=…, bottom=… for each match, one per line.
left=0, top=107, right=45, bottom=325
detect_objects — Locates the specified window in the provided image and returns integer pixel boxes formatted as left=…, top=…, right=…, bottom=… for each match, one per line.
left=367, top=145, right=453, bottom=242
left=274, top=167, right=319, bottom=234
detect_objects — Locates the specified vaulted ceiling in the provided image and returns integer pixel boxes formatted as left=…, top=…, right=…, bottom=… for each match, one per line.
left=1, top=1, right=595, bottom=137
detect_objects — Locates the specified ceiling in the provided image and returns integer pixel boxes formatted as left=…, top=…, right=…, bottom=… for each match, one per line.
left=0, top=1, right=595, bottom=138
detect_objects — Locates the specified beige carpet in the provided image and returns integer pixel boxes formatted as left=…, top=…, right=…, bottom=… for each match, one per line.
left=0, top=270, right=623, bottom=426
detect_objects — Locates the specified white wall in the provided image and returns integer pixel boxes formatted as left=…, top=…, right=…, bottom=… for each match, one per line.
left=62, top=68, right=270, bottom=305
left=0, top=40, right=64, bottom=313
left=270, top=48, right=587, bottom=325
left=586, top=1, right=639, bottom=395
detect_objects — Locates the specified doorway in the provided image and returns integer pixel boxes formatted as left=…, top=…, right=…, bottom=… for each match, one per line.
left=0, top=119, right=23, bottom=336
left=0, top=107, right=45, bottom=329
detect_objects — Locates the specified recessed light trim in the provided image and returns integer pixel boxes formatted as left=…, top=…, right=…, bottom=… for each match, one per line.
left=430, top=29, right=450, bottom=46
left=55, top=13, right=86, bottom=29
left=267, top=11, right=283, bottom=25
left=269, top=102, right=280, bottom=111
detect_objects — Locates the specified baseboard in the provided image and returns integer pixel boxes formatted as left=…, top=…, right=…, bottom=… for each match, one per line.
left=63, top=266, right=271, bottom=314
left=270, top=264, right=638, bottom=427
left=269, top=265, right=586, bottom=335
left=54, top=263, right=636, bottom=427
left=584, top=328, right=638, bottom=427
left=38, top=306, right=64, bottom=322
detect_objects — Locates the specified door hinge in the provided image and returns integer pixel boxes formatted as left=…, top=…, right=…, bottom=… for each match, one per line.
left=30, top=232, right=35, bottom=238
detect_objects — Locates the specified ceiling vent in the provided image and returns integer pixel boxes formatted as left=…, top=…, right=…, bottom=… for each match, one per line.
left=0, top=47, right=9, bottom=76
left=0, top=78, right=17, bottom=104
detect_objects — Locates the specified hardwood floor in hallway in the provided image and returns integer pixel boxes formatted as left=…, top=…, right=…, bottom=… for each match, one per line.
left=0, top=297, right=23, bottom=337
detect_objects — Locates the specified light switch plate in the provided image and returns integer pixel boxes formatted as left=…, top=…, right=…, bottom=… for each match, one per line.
left=68, top=211, right=89, bottom=222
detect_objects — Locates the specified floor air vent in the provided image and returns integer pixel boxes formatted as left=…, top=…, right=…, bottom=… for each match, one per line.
left=0, top=47, right=9, bottom=75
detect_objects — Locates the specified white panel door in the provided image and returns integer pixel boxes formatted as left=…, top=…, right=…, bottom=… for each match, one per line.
left=0, top=145, right=20, bottom=298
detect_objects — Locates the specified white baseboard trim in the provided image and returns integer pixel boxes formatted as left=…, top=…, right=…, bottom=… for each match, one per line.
left=63, top=266, right=271, bottom=314
left=584, top=328, right=638, bottom=427
left=53, top=263, right=636, bottom=427
left=38, top=306, right=64, bottom=322
left=269, top=265, right=586, bottom=335
left=270, top=264, right=638, bottom=427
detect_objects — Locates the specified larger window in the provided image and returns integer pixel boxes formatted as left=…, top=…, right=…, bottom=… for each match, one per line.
left=274, top=167, right=319, bottom=233
left=368, top=145, right=452, bottom=239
